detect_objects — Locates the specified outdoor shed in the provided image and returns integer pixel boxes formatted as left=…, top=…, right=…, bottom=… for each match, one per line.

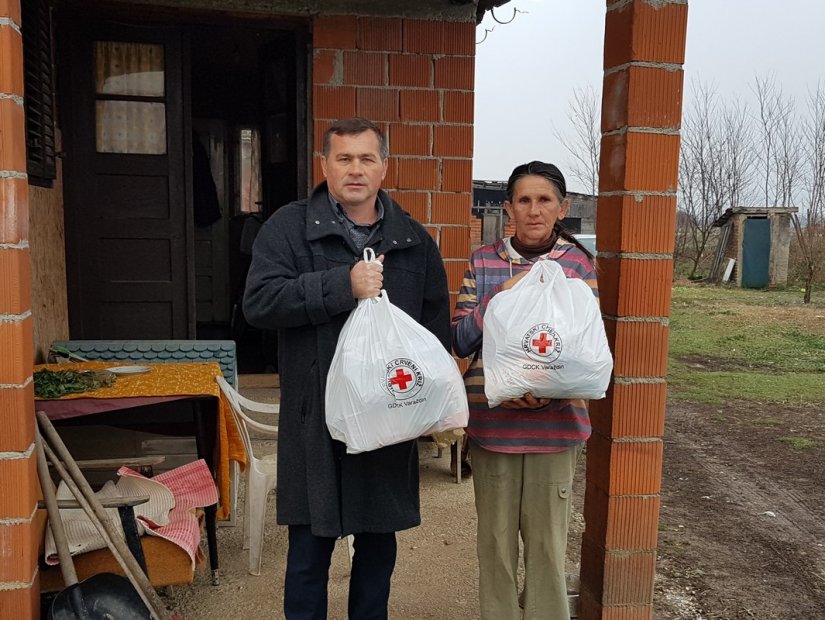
left=710, top=207, right=798, bottom=288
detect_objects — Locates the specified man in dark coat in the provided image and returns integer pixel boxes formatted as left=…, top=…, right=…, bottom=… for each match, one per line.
left=243, top=117, right=451, bottom=619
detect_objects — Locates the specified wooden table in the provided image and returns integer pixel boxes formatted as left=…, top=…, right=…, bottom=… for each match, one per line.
left=34, top=361, right=246, bottom=584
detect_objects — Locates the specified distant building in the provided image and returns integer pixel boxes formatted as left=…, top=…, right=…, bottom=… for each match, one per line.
left=471, top=180, right=596, bottom=248
left=710, top=206, right=798, bottom=288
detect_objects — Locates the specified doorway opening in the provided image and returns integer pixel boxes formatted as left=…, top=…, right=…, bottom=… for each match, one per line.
left=190, top=23, right=305, bottom=373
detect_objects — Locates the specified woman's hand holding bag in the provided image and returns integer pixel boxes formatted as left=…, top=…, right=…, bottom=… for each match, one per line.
left=482, top=259, right=613, bottom=407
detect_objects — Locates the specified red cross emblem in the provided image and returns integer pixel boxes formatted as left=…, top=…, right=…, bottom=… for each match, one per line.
left=532, top=332, right=553, bottom=354
left=390, top=368, right=414, bottom=390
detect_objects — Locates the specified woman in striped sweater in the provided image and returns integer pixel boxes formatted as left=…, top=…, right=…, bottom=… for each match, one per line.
left=452, top=161, right=598, bottom=620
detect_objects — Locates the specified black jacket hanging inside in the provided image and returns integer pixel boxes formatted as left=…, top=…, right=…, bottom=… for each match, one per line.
left=192, top=132, right=222, bottom=227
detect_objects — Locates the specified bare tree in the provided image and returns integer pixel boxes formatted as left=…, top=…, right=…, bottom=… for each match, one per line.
left=554, top=84, right=600, bottom=197
left=720, top=100, right=758, bottom=210
left=753, top=75, right=776, bottom=207
left=793, top=84, right=825, bottom=303
left=752, top=75, right=798, bottom=207
left=753, top=75, right=825, bottom=302
left=773, top=101, right=802, bottom=210
left=678, top=83, right=716, bottom=278
left=677, top=82, right=752, bottom=278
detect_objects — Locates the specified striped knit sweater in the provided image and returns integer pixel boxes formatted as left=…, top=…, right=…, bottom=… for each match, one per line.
left=451, top=236, right=599, bottom=453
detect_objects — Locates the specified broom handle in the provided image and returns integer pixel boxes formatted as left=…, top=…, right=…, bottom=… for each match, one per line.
left=34, top=431, right=78, bottom=586
left=36, top=411, right=172, bottom=620
left=39, top=436, right=166, bottom=620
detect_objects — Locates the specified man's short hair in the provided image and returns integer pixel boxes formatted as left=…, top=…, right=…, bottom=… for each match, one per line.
left=322, top=117, right=389, bottom=160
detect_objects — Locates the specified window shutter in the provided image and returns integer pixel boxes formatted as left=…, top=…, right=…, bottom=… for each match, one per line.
left=21, top=0, right=57, bottom=187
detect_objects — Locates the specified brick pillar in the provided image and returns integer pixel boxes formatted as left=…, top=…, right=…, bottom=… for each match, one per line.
left=0, top=1, right=39, bottom=618
left=578, top=2, right=688, bottom=618
left=311, top=15, right=475, bottom=304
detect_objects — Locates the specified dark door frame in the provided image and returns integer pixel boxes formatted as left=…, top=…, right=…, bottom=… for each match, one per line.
left=57, top=6, right=310, bottom=339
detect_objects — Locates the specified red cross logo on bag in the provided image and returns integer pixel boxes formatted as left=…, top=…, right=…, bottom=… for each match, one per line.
left=532, top=332, right=553, bottom=353
left=521, top=323, right=563, bottom=363
left=390, top=368, right=414, bottom=389
left=383, top=358, right=425, bottom=400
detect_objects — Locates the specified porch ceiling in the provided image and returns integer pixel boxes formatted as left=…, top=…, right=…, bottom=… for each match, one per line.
left=77, top=0, right=512, bottom=23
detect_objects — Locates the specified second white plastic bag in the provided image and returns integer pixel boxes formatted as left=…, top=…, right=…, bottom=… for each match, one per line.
left=482, top=259, right=613, bottom=407
left=325, top=254, right=468, bottom=454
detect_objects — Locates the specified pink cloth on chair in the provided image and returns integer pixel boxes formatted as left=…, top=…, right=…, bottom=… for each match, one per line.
left=46, top=459, right=218, bottom=568
left=119, top=459, right=218, bottom=566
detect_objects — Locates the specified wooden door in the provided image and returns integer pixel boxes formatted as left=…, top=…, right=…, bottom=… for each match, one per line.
left=61, top=19, right=192, bottom=338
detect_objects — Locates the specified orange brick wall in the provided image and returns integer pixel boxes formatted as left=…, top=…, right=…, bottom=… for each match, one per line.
left=311, top=15, right=474, bottom=295
left=579, top=1, right=688, bottom=618
left=0, top=0, right=39, bottom=617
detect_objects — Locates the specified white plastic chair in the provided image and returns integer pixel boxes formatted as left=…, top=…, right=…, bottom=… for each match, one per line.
left=216, top=375, right=279, bottom=575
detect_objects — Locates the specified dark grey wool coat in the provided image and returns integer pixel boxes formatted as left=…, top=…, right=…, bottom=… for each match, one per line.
left=243, top=183, right=451, bottom=538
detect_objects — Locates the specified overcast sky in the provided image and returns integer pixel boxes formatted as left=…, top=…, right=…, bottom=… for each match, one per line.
left=473, top=0, right=825, bottom=191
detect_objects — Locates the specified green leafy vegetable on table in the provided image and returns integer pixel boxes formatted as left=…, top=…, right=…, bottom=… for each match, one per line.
left=34, top=368, right=116, bottom=399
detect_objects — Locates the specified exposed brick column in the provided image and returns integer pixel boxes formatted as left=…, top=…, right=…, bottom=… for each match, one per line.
left=579, top=2, right=687, bottom=618
left=0, top=0, right=39, bottom=617
left=311, top=15, right=475, bottom=305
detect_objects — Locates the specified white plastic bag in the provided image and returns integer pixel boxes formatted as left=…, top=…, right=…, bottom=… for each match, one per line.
left=482, top=259, right=613, bottom=407
left=325, top=251, right=469, bottom=454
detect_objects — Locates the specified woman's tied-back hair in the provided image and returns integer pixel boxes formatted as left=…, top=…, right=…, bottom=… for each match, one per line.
left=505, top=160, right=595, bottom=260
left=505, top=161, right=567, bottom=202
left=322, top=117, right=390, bottom=160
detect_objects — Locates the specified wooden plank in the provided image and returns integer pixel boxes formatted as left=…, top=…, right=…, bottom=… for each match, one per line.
left=38, top=495, right=150, bottom=509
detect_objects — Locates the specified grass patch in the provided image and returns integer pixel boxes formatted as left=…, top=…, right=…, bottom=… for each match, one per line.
left=779, top=437, right=816, bottom=450
left=667, top=365, right=825, bottom=405
left=668, top=285, right=825, bottom=405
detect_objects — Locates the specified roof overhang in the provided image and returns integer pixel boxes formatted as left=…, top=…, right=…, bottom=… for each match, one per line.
left=78, top=0, right=512, bottom=22
left=712, top=206, right=800, bottom=228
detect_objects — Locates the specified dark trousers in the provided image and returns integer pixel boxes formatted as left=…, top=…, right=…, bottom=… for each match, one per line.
left=284, top=525, right=397, bottom=620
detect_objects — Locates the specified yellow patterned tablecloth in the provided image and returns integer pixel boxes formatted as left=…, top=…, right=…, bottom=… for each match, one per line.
left=34, top=361, right=246, bottom=520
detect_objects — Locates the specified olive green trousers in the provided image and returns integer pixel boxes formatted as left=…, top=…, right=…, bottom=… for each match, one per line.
left=470, top=441, right=581, bottom=620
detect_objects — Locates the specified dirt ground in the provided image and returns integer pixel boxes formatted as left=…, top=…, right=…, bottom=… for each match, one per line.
left=165, top=378, right=825, bottom=619
left=655, top=399, right=825, bottom=619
